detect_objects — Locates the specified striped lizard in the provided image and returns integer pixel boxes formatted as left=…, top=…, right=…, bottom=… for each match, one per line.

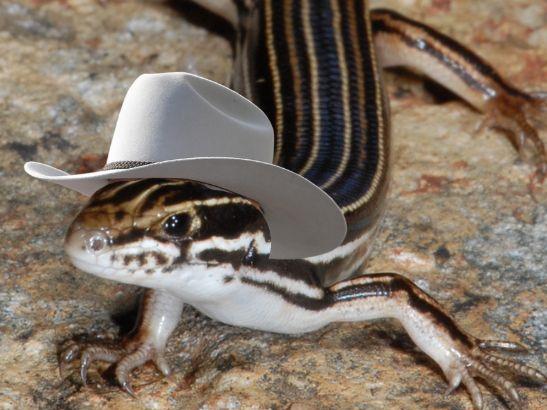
left=60, top=1, right=546, bottom=408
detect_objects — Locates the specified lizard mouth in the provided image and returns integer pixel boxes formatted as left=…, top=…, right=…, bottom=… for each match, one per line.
left=64, top=222, right=229, bottom=286
left=67, top=253, right=117, bottom=278
left=64, top=226, right=200, bottom=278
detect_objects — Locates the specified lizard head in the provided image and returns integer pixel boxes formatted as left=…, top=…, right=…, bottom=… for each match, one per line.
left=64, top=179, right=271, bottom=296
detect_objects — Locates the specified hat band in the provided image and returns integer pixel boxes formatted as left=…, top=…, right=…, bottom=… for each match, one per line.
left=102, top=160, right=152, bottom=170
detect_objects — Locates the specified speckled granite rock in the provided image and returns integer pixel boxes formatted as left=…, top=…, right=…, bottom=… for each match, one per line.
left=0, top=0, right=545, bottom=409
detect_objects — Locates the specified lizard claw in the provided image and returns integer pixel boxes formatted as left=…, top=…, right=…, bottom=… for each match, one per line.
left=481, top=93, right=547, bottom=178
left=80, top=351, right=90, bottom=385
left=461, top=367, right=484, bottom=410
left=114, top=343, right=168, bottom=396
left=120, top=379, right=137, bottom=398
left=478, top=340, right=529, bottom=353
left=441, top=337, right=545, bottom=409
left=59, top=337, right=169, bottom=396
left=444, top=370, right=462, bottom=396
left=79, top=345, right=123, bottom=385
left=59, top=342, right=81, bottom=378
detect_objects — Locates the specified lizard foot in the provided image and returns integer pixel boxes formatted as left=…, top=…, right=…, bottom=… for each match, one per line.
left=442, top=337, right=545, bottom=409
left=479, top=92, right=547, bottom=179
left=59, top=290, right=183, bottom=395
left=59, top=337, right=171, bottom=396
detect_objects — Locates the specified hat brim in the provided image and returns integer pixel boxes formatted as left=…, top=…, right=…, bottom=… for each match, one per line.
left=24, top=158, right=346, bottom=260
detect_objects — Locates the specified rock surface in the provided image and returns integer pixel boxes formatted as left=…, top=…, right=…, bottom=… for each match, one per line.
left=0, top=0, right=545, bottom=409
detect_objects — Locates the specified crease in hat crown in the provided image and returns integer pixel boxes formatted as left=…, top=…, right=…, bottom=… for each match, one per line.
left=23, top=72, right=347, bottom=260
left=107, top=72, right=274, bottom=165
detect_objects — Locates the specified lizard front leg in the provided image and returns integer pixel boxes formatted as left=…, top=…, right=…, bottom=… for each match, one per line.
left=325, top=273, right=545, bottom=409
left=60, top=289, right=184, bottom=395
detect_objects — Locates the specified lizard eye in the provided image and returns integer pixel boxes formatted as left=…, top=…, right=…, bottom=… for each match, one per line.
left=162, top=213, right=192, bottom=238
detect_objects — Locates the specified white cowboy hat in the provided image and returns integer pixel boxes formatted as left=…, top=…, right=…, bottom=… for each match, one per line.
left=24, top=72, right=346, bottom=259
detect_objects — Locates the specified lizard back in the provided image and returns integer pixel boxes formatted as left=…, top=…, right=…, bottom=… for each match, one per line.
left=236, top=0, right=390, bottom=243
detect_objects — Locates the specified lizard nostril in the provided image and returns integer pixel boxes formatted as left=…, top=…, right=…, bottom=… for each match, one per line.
left=84, top=232, right=109, bottom=254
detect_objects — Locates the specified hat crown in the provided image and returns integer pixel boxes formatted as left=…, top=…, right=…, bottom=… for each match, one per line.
left=107, top=73, right=274, bottom=165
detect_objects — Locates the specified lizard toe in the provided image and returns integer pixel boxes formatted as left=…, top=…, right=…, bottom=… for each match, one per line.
left=481, top=93, right=547, bottom=178
left=440, top=337, right=544, bottom=409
